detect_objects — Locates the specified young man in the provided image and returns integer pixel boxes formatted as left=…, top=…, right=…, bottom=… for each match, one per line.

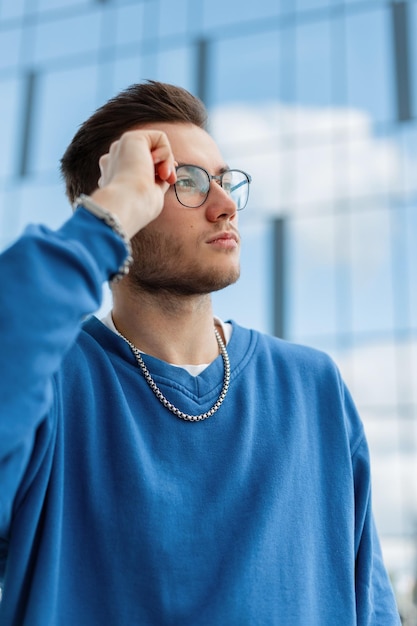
left=0, top=81, right=400, bottom=625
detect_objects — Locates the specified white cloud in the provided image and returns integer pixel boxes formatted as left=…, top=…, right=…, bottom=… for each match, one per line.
left=330, top=338, right=417, bottom=543
left=210, top=102, right=406, bottom=214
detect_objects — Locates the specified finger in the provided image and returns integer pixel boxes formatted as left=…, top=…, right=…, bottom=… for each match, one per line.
left=154, top=179, right=171, bottom=195
left=155, top=160, right=176, bottom=184
left=150, top=139, right=176, bottom=184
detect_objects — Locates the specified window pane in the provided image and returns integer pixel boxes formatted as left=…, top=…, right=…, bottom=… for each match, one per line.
left=0, top=0, right=25, bottom=21
left=111, top=54, right=144, bottom=95
left=408, top=3, right=417, bottom=120
left=0, top=76, right=21, bottom=179
left=405, top=204, right=417, bottom=329
left=149, top=46, right=193, bottom=91
left=0, top=27, right=21, bottom=69
left=398, top=125, right=417, bottom=197
left=158, top=0, right=188, bottom=37
left=295, top=0, right=335, bottom=13
left=295, top=19, right=332, bottom=107
left=345, top=7, right=393, bottom=124
left=19, top=180, right=69, bottom=230
left=343, top=130, right=401, bottom=198
left=287, top=214, right=338, bottom=339
left=202, top=0, right=282, bottom=29
left=29, top=65, right=99, bottom=175
left=350, top=206, right=395, bottom=333
left=36, top=0, right=91, bottom=12
left=33, top=10, right=101, bottom=63
left=362, top=408, right=412, bottom=536
left=0, top=187, right=21, bottom=247
left=114, top=2, right=146, bottom=46
left=210, top=30, right=280, bottom=106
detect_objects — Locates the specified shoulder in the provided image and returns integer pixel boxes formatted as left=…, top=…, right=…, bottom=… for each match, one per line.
left=230, top=321, right=339, bottom=379
left=229, top=322, right=365, bottom=451
left=229, top=321, right=357, bottom=420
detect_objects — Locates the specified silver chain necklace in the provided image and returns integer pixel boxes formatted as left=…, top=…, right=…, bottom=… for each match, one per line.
left=116, top=327, right=230, bottom=422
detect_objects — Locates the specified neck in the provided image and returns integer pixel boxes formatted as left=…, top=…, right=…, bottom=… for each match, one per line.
left=112, top=283, right=222, bottom=365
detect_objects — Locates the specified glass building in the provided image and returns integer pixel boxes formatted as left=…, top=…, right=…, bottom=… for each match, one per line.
left=1, top=0, right=416, bottom=620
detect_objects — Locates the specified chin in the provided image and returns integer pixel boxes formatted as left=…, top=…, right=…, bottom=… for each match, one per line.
left=127, top=265, right=240, bottom=296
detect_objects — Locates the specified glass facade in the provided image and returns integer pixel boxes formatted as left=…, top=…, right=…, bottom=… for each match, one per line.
left=1, top=0, right=416, bottom=619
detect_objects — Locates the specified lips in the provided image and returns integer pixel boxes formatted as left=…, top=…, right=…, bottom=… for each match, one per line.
left=206, top=231, right=239, bottom=245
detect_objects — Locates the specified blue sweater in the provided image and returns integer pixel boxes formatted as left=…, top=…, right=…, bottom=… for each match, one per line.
left=0, top=210, right=400, bottom=625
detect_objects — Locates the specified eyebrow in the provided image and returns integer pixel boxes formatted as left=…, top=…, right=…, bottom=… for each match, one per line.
left=176, top=161, right=230, bottom=174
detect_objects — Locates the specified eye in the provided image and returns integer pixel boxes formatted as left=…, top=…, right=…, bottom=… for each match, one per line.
left=221, top=172, right=233, bottom=193
left=176, top=176, right=197, bottom=190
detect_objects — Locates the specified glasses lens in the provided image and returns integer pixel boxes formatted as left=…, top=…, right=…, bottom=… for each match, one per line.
left=175, top=165, right=209, bottom=208
left=223, top=170, right=250, bottom=210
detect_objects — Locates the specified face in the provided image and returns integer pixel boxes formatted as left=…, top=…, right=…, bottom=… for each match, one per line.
left=126, top=122, right=242, bottom=297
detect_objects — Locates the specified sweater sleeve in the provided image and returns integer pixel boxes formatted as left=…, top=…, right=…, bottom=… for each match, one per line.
left=0, top=208, right=128, bottom=537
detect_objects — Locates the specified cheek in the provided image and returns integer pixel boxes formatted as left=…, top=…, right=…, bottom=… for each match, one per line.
left=156, top=209, right=198, bottom=234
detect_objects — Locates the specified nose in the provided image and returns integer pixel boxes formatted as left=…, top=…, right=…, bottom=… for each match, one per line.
left=205, top=180, right=238, bottom=222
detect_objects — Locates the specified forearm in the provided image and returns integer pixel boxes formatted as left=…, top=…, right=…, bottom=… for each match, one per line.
left=0, top=208, right=128, bottom=458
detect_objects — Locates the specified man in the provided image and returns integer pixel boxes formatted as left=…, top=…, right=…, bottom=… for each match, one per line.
left=0, top=81, right=400, bottom=625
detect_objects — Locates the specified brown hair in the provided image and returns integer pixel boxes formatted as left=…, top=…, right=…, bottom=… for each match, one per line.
left=60, top=80, right=208, bottom=203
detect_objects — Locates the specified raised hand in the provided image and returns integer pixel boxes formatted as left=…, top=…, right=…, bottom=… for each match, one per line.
left=91, top=129, right=177, bottom=239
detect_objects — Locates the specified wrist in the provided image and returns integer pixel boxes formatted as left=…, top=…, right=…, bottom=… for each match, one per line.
left=73, top=194, right=133, bottom=283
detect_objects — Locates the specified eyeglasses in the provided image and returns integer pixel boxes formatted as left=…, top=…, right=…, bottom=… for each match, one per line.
left=173, top=164, right=252, bottom=210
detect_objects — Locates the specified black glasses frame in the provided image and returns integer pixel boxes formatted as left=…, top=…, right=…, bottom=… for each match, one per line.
left=173, top=164, right=252, bottom=210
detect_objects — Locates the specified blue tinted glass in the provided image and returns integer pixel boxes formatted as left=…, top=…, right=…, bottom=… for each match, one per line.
left=149, top=46, right=193, bottom=91
left=19, top=180, right=69, bottom=228
left=295, top=20, right=332, bottom=107
left=408, top=3, right=417, bottom=120
left=33, top=11, right=101, bottom=63
left=29, top=64, right=99, bottom=174
left=0, top=188, right=21, bottom=247
left=158, top=0, right=188, bottom=37
left=115, top=2, right=146, bottom=46
left=0, top=27, right=21, bottom=69
left=210, top=30, right=280, bottom=105
left=0, top=0, right=25, bottom=21
left=0, top=77, right=21, bottom=179
left=287, top=214, right=338, bottom=339
left=36, top=0, right=90, bottom=11
left=202, top=0, right=282, bottom=29
left=295, top=0, right=334, bottom=8
left=111, top=54, right=144, bottom=95
left=345, top=7, right=393, bottom=123
left=350, top=205, right=395, bottom=333
left=405, top=204, right=417, bottom=329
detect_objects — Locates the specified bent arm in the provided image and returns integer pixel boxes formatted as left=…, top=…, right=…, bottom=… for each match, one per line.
left=0, top=209, right=129, bottom=527
left=0, top=127, right=176, bottom=560
left=0, top=127, right=176, bottom=505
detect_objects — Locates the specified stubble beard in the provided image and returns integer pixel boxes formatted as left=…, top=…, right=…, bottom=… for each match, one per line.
left=126, top=227, right=241, bottom=297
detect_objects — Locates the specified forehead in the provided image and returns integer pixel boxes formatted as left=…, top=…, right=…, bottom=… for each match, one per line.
left=138, top=121, right=226, bottom=172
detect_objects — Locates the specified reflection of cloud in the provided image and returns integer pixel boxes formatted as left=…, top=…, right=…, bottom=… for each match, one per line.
left=332, top=339, right=417, bottom=541
left=335, top=339, right=416, bottom=407
left=210, top=102, right=405, bottom=213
